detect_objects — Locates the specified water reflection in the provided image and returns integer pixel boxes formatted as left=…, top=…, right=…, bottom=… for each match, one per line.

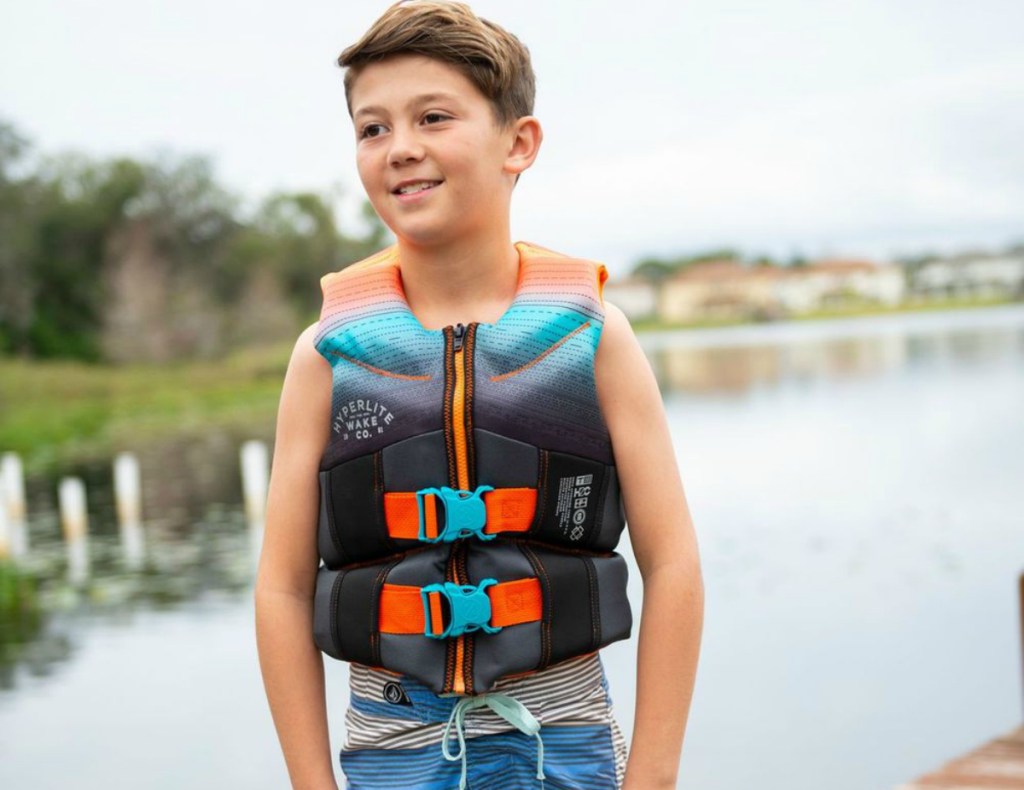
left=645, top=307, right=1024, bottom=395
left=1, top=424, right=272, bottom=691
left=651, top=338, right=908, bottom=394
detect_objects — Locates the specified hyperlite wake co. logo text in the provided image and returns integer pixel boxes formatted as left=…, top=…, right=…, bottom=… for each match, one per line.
left=333, top=398, right=395, bottom=441
left=554, top=473, right=594, bottom=541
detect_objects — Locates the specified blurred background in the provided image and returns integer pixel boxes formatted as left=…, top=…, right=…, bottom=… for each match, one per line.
left=1, top=1, right=1022, bottom=788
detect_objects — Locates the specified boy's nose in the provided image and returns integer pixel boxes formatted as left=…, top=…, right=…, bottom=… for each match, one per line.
left=388, top=129, right=425, bottom=166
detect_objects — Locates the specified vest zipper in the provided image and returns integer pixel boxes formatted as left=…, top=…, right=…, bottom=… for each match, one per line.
left=445, top=321, right=474, bottom=694
left=451, top=322, right=470, bottom=492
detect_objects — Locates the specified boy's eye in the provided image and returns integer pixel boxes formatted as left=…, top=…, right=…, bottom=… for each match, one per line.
left=423, top=112, right=449, bottom=124
left=359, top=123, right=385, bottom=139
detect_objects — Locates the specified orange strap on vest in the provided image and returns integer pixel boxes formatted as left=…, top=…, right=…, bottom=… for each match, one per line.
left=378, top=578, right=543, bottom=635
left=383, top=487, right=537, bottom=541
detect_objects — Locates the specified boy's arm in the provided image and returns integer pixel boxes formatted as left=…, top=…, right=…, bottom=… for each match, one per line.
left=595, top=302, right=705, bottom=790
left=254, top=322, right=338, bottom=790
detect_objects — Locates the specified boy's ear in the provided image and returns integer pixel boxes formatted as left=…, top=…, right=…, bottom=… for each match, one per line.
left=503, top=116, right=543, bottom=178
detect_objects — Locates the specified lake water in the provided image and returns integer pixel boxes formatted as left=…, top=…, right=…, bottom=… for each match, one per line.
left=1, top=305, right=1022, bottom=790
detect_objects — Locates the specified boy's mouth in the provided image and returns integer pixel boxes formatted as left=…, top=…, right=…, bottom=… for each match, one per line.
left=392, top=180, right=443, bottom=196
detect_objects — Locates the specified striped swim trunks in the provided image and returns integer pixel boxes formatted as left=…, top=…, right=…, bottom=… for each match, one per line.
left=339, top=652, right=628, bottom=789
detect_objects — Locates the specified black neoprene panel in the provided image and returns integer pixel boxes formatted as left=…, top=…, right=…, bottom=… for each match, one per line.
left=535, top=549, right=600, bottom=665
left=333, top=564, right=387, bottom=667
left=325, top=453, right=391, bottom=566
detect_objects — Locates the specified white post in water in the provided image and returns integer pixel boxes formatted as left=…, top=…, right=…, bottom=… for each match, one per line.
left=1, top=452, right=28, bottom=560
left=0, top=483, right=9, bottom=560
left=241, top=440, right=269, bottom=565
left=114, top=452, right=145, bottom=570
left=58, top=476, right=90, bottom=585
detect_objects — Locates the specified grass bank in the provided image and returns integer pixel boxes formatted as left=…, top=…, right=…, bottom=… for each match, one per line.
left=0, top=342, right=293, bottom=474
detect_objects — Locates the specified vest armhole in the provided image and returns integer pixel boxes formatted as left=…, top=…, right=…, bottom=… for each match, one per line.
left=595, top=263, right=609, bottom=308
left=313, top=274, right=337, bottom=365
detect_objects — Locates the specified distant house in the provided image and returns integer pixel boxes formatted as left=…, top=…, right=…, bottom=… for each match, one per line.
left=910, top=253, right=1024, bottom=299
left=787, top=259, right=905, bottom=311
left=602, top=275, right=658, bottom=321
left=659, top=260, right=774, bottom=323
left=657, top=257, right=905, bottom=324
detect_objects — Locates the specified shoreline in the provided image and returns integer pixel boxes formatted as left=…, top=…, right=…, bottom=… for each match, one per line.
left=2, top=298, right=1021, bottom=472
left=636, top=299, right=1024, bottom=349
left=628, top=294, right=1021, bottom=333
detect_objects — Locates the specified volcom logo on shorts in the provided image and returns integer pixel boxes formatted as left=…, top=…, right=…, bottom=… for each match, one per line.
left=333, top=398, right=395, bottom=441
left=383, top=681, right=411, bottom=706
left=555, top=473, right=594, bottom=541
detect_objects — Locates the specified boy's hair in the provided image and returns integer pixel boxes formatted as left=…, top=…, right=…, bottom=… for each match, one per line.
left=337, top=1, right=536, bottom=131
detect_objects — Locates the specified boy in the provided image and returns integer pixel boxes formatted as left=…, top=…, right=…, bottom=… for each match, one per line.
left=254, top=2, right=703, bottom=788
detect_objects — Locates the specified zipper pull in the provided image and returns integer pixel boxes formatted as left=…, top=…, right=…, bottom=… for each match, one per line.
left=452, top=322, right=466, bottom=353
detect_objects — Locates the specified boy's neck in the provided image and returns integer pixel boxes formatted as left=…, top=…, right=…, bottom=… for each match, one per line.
left=396, top=231, right=521, bottom=331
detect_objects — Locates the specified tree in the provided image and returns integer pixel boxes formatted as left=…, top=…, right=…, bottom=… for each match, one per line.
left=0, top=121, right=36, bottom=355
left=0, top=123, right=410, bottom=362
left=631, top=257, right=676, bottom=282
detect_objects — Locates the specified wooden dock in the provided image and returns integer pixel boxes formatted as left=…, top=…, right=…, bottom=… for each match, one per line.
left=897, top=572, right=1024, bottom=788
left=896, top=725, right=1024, bottom=789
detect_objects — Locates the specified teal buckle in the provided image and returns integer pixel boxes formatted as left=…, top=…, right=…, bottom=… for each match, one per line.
left=420, top=579, right=502, bottom=639
left=416, top=485, right=496, bottom=543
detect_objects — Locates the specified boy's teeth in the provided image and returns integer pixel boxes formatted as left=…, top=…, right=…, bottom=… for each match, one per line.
left=398, top=181, right=438, bottom=194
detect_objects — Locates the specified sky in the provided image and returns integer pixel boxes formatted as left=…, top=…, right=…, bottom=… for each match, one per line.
left=2, top=0, right=1022, bottom=275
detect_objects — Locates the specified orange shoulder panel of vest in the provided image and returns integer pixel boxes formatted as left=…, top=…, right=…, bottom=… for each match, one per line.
left=320, top=245, right=399, bottom=289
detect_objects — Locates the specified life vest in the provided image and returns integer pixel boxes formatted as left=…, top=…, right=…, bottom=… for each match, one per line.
left=311, top=241, right=632, bottom=696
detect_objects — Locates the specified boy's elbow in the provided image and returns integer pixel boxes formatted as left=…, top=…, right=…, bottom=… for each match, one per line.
left=643, top=556, right=704, bottom=590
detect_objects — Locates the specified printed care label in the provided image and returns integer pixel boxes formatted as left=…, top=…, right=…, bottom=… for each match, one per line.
left=555, top=473, right=594, bottom=541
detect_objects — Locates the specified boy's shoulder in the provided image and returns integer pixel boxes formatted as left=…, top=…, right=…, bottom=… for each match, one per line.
left=599, top=297, right=631, bottom=342
left=587, top=295, right=646, bottom=456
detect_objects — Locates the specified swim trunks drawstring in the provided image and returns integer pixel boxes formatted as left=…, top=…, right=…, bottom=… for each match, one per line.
left=441, top=692, right=546, bottom=789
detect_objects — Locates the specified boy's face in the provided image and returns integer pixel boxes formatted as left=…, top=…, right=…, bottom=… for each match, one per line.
left=348, top=54, right=521, bottom=248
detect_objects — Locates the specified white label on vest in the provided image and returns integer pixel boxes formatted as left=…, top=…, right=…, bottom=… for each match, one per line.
left=555, top=474, right=593, bottom=541
left=333, top=398, right=395, bottom=441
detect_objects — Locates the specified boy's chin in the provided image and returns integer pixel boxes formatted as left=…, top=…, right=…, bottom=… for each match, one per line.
left=393, top=224, right=462, bottom=249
